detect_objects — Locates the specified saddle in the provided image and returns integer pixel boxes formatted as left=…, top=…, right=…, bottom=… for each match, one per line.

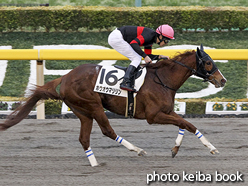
left=94, top=65, right=147, bottom=118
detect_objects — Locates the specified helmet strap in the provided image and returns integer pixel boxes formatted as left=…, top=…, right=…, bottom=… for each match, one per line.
left=157, top=35, right=163, bottom=45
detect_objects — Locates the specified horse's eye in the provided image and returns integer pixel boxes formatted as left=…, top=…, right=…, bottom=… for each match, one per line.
left=206, top=62, right=211, bottom=65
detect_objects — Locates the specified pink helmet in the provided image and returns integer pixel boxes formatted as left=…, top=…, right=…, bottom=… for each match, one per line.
left=156, top=24, right=175, bottom=39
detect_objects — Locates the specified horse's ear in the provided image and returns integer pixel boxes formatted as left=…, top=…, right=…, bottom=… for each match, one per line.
left=197, top=47, right=202, bottom=58
left=200, top=44, right=204, bottom=51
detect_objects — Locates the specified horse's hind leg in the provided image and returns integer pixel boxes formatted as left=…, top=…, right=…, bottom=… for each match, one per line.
left=94, top=111, right=147, bottom=156
left=78, top=115, right=99, bottom=167
left=115, top=135, right=147, bottom=156
left=68, top=106, right=99, bottom=167
left=171, top=128, right=185, bottom=158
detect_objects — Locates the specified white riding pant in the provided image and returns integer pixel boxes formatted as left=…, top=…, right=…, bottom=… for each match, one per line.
left=108, top=28, right=142, bottom=68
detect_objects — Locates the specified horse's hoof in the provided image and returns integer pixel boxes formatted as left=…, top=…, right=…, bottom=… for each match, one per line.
left=138, top=149, right=147, bottom=156
left=210, top=149, right=220, bottom=155
left=171, top=150, right=177, bottom=158
left=171, top=146, right=179, bottom=158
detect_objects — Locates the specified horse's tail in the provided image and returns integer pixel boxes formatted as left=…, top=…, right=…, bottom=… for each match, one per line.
left=0, top=77, right=63, bottom=131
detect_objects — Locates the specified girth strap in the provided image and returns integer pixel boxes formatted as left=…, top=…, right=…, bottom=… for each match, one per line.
left=125, top=91, right=136, bottom=118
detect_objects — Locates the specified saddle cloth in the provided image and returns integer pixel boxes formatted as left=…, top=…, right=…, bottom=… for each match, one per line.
left=94, top=65, right=147, bottom=97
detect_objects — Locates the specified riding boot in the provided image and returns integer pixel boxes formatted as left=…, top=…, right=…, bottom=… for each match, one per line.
left=120, top=65, right=137, bottom=92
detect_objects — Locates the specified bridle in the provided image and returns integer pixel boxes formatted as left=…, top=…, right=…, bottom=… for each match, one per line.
left=195, top=51, right=218, bottom=82
left=153, top=49, right=218, bottom=91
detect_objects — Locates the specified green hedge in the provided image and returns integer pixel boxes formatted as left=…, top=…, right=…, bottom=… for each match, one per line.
left=0, top=6, right=248, bottom=32
left=45, top=99, right=62, bottom=115
left=186, top=101, right=206, bottom=115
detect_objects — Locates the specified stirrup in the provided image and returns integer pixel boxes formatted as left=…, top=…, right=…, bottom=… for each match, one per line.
left=120, top=85, right=136, bottom=92
left=120, top=80, right=136, bottom=92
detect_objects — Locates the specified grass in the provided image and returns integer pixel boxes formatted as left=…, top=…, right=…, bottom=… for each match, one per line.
left=0, top=31, right=247, bottom=100
left=0, top=0, right=247, bottom=7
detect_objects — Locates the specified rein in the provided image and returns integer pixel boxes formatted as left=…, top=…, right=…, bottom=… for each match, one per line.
left=172, top=60, right=196, bottom=75
left=173, top=59, right=213, bottom=81
left=153, top=56, right=216, bottom=91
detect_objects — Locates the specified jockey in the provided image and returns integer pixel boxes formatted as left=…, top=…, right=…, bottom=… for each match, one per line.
left=108, top=24, right=175, bottom=92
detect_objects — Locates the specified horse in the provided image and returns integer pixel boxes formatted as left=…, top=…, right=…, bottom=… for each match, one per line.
left=0, top=44, right=226, bottom=167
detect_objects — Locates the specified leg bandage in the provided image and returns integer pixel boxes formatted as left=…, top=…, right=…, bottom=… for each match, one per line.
left=175, top=129, right=185, bottom=146
left=195, top=129, right=216, bottom=151
left=115, top=135, right=146, bottom=155
left=195, top=130, right=203, bottom=139
left=115, top=135, right=135, bottom=151
left=85, top=147, right=98, bottom=167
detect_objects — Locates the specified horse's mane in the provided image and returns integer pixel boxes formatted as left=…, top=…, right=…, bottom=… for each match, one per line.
left=148, top=50, right=195, bottom=69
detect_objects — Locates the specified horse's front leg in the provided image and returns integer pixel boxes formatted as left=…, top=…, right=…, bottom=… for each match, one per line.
left=150, top=111, right=219, bottom=157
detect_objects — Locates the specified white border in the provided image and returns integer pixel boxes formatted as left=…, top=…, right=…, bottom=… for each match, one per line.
left=206, top=102, right=248, bottom=115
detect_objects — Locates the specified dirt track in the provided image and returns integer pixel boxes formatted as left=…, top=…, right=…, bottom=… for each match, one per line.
left=0, top=118, right=247, bottom=186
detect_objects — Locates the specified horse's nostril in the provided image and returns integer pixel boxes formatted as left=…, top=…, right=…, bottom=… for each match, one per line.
left=221, top=79, right=226, bottom=85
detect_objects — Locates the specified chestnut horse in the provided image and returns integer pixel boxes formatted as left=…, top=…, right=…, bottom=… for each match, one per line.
left=0, top=45, right=226, bottom=167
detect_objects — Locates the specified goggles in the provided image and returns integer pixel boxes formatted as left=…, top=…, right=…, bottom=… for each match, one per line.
left=158, top=35, right=170, bottom=44
left=163, top=37, right=170, bottom=44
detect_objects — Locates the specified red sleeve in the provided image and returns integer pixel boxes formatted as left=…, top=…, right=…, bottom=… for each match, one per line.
left=144, top=46, right=152, bottom=55
left=130, top=35, right=145, bottom=46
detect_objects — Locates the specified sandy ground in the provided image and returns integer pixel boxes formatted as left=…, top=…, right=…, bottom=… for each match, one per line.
left=0, top=118, right=247, bottom=186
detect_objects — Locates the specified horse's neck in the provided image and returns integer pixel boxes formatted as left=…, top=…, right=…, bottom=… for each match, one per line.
left=159, top=56, right=196, bottom=91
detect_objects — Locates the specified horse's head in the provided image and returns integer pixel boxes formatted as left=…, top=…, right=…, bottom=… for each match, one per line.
left=195, top=44, right=226, bottom=88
